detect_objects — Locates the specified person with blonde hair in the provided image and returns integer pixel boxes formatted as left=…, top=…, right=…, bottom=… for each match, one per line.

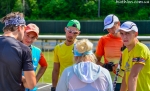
left=56, top=39, right=113, bottom=91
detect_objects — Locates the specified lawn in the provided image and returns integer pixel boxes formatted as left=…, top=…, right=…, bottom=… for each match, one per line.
left=37, top=51, right=54, bottom=83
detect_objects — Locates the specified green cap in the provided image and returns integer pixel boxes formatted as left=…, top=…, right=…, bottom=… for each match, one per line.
left=67, top=19, right=81, bottom=30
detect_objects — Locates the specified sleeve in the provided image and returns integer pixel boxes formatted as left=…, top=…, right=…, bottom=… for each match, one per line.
left=56, top=68, right=68, bottom=91
left=132, top=47, right=147, bottom=65
left=53, top=45, right=59, bottom=63
left=22, top=47, right=34, bottom=71
left=38, top=53, right=48, bottom=67
left=95, top=37, right=104, bottom=56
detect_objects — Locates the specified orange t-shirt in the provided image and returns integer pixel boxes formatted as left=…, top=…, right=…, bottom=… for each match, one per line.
left=96, top=33, right=123, bottom=64
left=39, top=53, right=48, bottom=67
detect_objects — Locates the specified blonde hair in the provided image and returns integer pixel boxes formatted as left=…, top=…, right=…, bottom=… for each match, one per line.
left=74, top=39, right=97, bottom=63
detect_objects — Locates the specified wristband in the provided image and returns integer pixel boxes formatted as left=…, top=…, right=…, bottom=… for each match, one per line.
left=51, top=87, right=56, bottom=91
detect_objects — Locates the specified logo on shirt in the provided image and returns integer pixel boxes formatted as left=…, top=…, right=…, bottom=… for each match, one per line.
left=125, top=57, right=131, bottom=72
left=125, top=61, right=131, bottom=72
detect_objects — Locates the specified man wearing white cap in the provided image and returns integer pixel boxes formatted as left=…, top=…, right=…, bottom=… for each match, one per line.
left=95, top=14, right=124, bottom=91
left=118, top=21, right=150, bottom=91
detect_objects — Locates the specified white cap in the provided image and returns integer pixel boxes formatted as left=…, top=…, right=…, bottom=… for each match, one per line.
left=104, top=14, right=119, bottom=30
left=117, top=21, right=138, bottom=32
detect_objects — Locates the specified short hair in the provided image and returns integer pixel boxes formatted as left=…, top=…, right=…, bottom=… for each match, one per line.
left=1, top=12, right=25, bottom=32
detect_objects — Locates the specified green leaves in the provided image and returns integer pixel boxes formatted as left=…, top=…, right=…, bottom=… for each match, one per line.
left=0, top=0, right=149, bottom=20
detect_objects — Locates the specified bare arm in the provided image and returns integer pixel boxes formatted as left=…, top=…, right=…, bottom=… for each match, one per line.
left=52, top=62, right=60, bottom=87
left=22, top=76, right=28, bottom=88
left=36, top=66, right=47, bottom=82
left=36, top=53, right=47, bottom=82
left=128, top=63, right=144, bottom=91
left=95, top=54, right=103, bottom=66
left=24, top=71, right=36, bottom=89
left=120, top=72, right=127, bottom=91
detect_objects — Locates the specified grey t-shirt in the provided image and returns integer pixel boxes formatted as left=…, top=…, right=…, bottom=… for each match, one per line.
left=0, top=36, right=33, bottom=91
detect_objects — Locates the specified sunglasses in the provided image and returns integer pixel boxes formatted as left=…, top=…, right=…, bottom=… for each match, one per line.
left=66, top=27, right=79, bottom=35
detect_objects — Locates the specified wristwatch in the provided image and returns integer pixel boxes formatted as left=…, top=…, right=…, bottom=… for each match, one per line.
left=51, top=87, right=56, bottom=91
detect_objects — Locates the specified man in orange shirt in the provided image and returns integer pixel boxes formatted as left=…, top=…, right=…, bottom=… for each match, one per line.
left=95, top=14, right=123, bottom=91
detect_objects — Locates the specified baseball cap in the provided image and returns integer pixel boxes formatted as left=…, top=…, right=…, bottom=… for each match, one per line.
left=67, top=19, right=81, bottom=30
left=117, top=21, right=138, bottom=32
left=104, top=14, right=119, bottom=30
left=25, top=23, right=39, bottom=37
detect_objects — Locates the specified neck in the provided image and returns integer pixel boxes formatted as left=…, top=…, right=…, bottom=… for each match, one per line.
left=126, top=38, right=138, bottom=51
left=112, top=32, right=120, bottom=37
left=3, top=31, right=17, bottom=39
left=65, top=40, right=74, bottom=46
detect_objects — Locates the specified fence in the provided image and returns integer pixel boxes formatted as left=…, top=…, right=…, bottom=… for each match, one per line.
left=33, top=35, right=150, bottom=83
left=1, top=20, right=150, bottom=34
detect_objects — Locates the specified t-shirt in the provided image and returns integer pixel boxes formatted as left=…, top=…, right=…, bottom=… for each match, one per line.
left=53, top=42, right=74, bottom=76
left=0, top=36, right=33, bottom=91
left=95, top=33, right=123, bottom=83
left=31, top=45, right=47, bottom=71
left=25, top=45, right=47, bottom=91
left=121, top=42, right=150, bottom=91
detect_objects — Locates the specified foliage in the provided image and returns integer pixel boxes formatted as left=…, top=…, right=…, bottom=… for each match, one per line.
left=0, top=0, right=150, bottom=20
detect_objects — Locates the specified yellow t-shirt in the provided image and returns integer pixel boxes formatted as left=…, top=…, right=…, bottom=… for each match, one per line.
left=53, top=42, right=74, bottom=76
left=121, top=42, right=150, bottom=91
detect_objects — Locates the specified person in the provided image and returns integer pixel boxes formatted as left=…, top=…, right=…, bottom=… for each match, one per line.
left=117, top=21, right=150, bottom=91
left=95, top=14, right=124, bottom=91
left=56, top=39, right=113, bottom=91
left=0, top=12, right=36, bottom=91
left=22, top=23, right=48, bottom=91
left=51, top=19, right=81, bottom=91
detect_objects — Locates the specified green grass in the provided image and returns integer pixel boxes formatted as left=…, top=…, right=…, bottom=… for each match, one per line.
left=37, top=51, right=54, bottom=83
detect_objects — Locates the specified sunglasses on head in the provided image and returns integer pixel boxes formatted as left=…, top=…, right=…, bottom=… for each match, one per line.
left=66, top=27, right=79, bottom=35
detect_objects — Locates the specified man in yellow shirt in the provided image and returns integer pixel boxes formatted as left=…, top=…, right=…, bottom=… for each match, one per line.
left=51, top=20, right=81, bottom=91
left=117, top=21, right=150, bottom=91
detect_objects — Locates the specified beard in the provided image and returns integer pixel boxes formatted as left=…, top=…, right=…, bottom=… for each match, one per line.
left=66, top=36, right=74, bottom=42
left=66, top=39, right=73, bottom=42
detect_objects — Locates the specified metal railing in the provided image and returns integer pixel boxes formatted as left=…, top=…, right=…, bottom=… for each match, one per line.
left=35, top=35, right=150, bottom=51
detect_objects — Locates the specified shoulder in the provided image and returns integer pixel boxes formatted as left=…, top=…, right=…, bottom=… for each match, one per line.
left=100, top=34, right=109, bottom=39
left=101, top=66, right=109, bottom=74
left=18, top=41, right=30, bottom=51
left=98, top=34, right=110, bottom=42
left=55, top=42, right=64, bottom=48
left=122, top=48, right=128, bottom=54
left=136, top=42, right=149, bottom=50
left=62, top=66, right=73, bottom=75
left=31, top=45, right=41, bottom=51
